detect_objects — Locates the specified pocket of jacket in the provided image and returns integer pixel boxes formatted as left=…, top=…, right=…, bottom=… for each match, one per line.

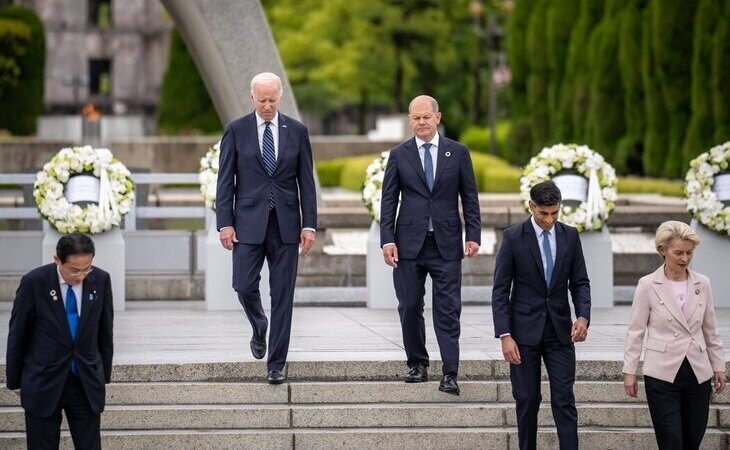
left=236, top=197, right=254, bottom=206
left=645, top=339, right=667, bottom=352
left=397, top=216, right=413, bottom=226
left=511, top=302, right=531, bottom=314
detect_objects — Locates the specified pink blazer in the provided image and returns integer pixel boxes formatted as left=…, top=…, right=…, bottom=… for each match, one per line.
left=623, top=265, right=725, bottom=383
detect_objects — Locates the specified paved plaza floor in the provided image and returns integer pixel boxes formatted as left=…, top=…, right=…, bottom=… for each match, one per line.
left=2, top=302, right=729, bottom=366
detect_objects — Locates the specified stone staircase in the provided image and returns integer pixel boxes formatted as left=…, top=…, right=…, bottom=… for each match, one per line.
left=0, top=361, right=727, bottom=449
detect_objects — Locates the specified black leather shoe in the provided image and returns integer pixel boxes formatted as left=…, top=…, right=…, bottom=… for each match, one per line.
left=267, top=369, right=286, bottom=384
left=404, top=363, right=428, bottom=383
left=250, top=336, right=266, bottom=360
left=439, top=374, right=460, bottom=395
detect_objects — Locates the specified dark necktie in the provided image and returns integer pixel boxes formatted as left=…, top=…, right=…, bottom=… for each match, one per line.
left=423, top=143, right=434, bottom=231
left=65, top=285, right=79, bottom=375
left=262, top=122, right=277, bottom=208
left=542, top=230, right=554, bottom=286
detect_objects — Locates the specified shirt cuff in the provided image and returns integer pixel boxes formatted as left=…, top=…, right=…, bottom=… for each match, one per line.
left=302, top=228, right=316, bottom=234
left=499, top=333, right=511, bottom=338
left=382, top=243, right=395, bottom=249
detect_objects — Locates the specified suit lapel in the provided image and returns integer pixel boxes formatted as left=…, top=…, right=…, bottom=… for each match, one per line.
left=433, top=136, right=449, bottom=188
left=404, top=138, right=428, bottom=190
left=274, top=113, right=289, bottom=176
left=652, top=267, right=691, bottom=332
left=77, top=275, right=96, bottom=337
left=523, top=220, right=545, bottom=285
left=683, top=270, right=702, bottom=322
left=246, top=113, right=266, bottom=172
left=48, top=266, right=73, bottom=343
left=551, top=223, right=568, bottom=289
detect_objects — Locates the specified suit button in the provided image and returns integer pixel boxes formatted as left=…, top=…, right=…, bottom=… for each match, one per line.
left=668, top=317, right=672, bottom=322
left=659, top=301, right=664, bottom=305
left=542, top=312, right=546, bottom=316
left=674, top=332, right=679, bottom=337
left=699, top=302, right=703, bottom=306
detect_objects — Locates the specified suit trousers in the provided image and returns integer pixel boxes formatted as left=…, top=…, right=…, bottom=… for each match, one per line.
left=644, top=358, right=712, bottom=450
left=393, top=234, right=462, bottom=375
left=511, top=314, right=578, bottom=450
left=234, top=209, right=299, bottom=371
left=24, top=374, right=101, bottom=450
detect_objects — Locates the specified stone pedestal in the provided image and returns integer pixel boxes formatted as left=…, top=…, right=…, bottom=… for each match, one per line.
left=43, top=227, right=125, bottom=311
left=691, top=219, right=730, bottom=307
left=580, top=227, right=613, bottom=308
left=366, top=221, right=432, bottom=309
left=204, top=222, right=269, bottom=311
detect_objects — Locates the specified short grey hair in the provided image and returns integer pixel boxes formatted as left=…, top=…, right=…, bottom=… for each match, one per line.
left=654, top=220, right=700, bottom=254
left=408, top=95, right=439, bottom=114
left=250, top=72, right=283, bottom=96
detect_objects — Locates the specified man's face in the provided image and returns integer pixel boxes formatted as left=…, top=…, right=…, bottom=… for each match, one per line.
left=54, top=253, right=94, bottom=286
left=529, top=200, right=561, bottom=231
left=250, top=81, right=281, bottom=121
left=409, top=99, right=441, bottom=141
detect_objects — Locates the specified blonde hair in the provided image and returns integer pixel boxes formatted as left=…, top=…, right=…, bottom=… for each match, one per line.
left=654, top=220, right=700, bottom=254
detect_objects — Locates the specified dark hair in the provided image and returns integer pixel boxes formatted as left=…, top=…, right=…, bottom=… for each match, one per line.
left=530, top=180, right=562, bottom=206
left=56, top=232, right=95, bottom=263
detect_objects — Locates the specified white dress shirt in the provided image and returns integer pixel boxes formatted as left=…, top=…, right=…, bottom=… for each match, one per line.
left=57, top=266, right=82, bottom=317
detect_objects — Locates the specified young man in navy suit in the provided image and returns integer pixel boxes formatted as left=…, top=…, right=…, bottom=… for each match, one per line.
left=492, top=180, right=591, bottom=450
left=6, top=232, right=114, bottom=449
left=380, top=95, right=481, bottom=395
left=216, top=72, right=317, bottom=384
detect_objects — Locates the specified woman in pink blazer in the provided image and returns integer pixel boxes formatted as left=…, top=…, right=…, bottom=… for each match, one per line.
left=623, top=221, right=726, bottom=450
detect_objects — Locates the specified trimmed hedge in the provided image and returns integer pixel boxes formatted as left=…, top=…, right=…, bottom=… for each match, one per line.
left=459, top=122, right=512, bottom=155
left=617, top=176, right=684, bottom=197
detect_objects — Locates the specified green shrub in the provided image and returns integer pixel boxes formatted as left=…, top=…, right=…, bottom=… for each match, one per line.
left=0, top=6, right=44, bottom=135
left=316, top=159, right=348, bottom=187
left=340, top=154, right=381, bottom=192
left=459, top=122, right=512, bottom=155
left=617, top=176, right=684, bottom=197
left=157, top=28, right=221, bottom=134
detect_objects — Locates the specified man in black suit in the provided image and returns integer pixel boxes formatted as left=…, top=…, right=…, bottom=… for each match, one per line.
left=380, top=95, right=481, bottom=395
left=216, top=72, right=317, bottom=384
left=6, top=232, right=114, bottom=450
left=491, top=180, right=591, bottom=450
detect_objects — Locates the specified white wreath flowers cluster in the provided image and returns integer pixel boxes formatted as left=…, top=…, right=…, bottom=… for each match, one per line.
left=198, top=140, right=220, bottom=210
left=362, top=151, right=390, bottom=223
left=33, top=145, right=135, bottom=234
left=685, top=141, right=730, bottom=235
left=520, top=143, right=618, bottom=232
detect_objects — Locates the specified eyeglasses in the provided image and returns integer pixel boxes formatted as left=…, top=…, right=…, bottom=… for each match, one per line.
left=68, top=267, right=93, bottom=277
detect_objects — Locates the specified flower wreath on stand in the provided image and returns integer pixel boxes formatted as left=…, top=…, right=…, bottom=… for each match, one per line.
left=685, top=141, right=730, bottom=235
left=362, top=151, right=390, bottom=223
left=34, top=145, right=135, bottom=234
left=520, top=143, right=618, bottom=232
left=199, top=140, right=221, bottom=211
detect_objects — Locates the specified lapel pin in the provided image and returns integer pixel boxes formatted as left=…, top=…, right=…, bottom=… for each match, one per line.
left=445, top=151, right=451, bottom=157
left=50, top=289, right=58, bottom=301
left=695, top=289, right=700, bottom=295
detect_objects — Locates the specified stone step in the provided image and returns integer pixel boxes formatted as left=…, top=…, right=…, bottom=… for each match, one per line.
left=1, top=380, right=727, bottom=407
left=0, top=427, right=727, bottom=449
left=1, top=403, right=728, bottom=432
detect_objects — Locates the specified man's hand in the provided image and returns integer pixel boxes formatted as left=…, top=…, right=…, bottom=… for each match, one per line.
left=12, top=389, right=20, bottom=397
left=465, top=241, right=479, bottom=258
left=714, top=371, right=726, bottom=394
left=501, top=336, right=521, bottom=365
left=383, top=245, right=399, bottom=268
left=300, top=230, right=316, bottom=256
left=623, top=373, right=638, bottom=398
left=219, top=227, right=238, bottom=250
left=571, top=317, right=589, bottom=342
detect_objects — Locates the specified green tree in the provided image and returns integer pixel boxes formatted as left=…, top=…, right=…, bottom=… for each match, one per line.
left=585, top=0, right=625, bottom=163
left=504, top=0, right=532, bottom=164
left=157, top=28, right=220, bottom=134
left=545, top=0, right=578, bottom=142
left=525, top=0, right=549, bottom=152
left=652, top=0, right=698, bottom=177
left=711, top=1, right=730, bottom=145
left=642, top=5, right=668, bottom=177
left=615, top=0, right=649, bottom=175
left=0, top=5, right=44, bottom=135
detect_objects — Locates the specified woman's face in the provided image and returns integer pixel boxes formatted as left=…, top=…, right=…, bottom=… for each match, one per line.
left=660, top=238, right=695, bottom=273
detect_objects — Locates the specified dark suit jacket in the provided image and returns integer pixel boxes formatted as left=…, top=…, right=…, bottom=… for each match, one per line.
left=216, top=111, right=317, bottom=245
left=492, top=219, right=591, bottom=346
left=380, top=135, right=481, bottom=260
left=6, top=263, right=114, bottom=417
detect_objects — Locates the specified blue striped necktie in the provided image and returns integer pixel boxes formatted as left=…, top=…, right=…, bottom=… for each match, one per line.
left=262, top=121, right=277, bottom=208
left=65, top=285, right=79, bottom=375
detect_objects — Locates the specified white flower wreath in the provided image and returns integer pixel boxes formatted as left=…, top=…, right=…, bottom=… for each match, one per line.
left=34, top=145, right=135, bottom=234
left=362, top=151, right=390, bottom=223
left=685, top=141, right=730, bottom=235
left=520, top=143, right=618, bottom=232
left=198, top=140, right=220, bottom=210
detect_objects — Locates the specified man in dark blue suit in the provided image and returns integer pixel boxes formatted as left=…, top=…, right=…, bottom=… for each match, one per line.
left=6, top=232, right=114, bottom=449
left=491, top=180, right=591, bottom=450
left=380, top=95, right=481, bottom=395
left=216, top=72, right=317, bottom=384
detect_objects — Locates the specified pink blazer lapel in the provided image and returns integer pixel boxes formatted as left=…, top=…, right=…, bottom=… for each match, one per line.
left=651, top=265, right=691, bottom=333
